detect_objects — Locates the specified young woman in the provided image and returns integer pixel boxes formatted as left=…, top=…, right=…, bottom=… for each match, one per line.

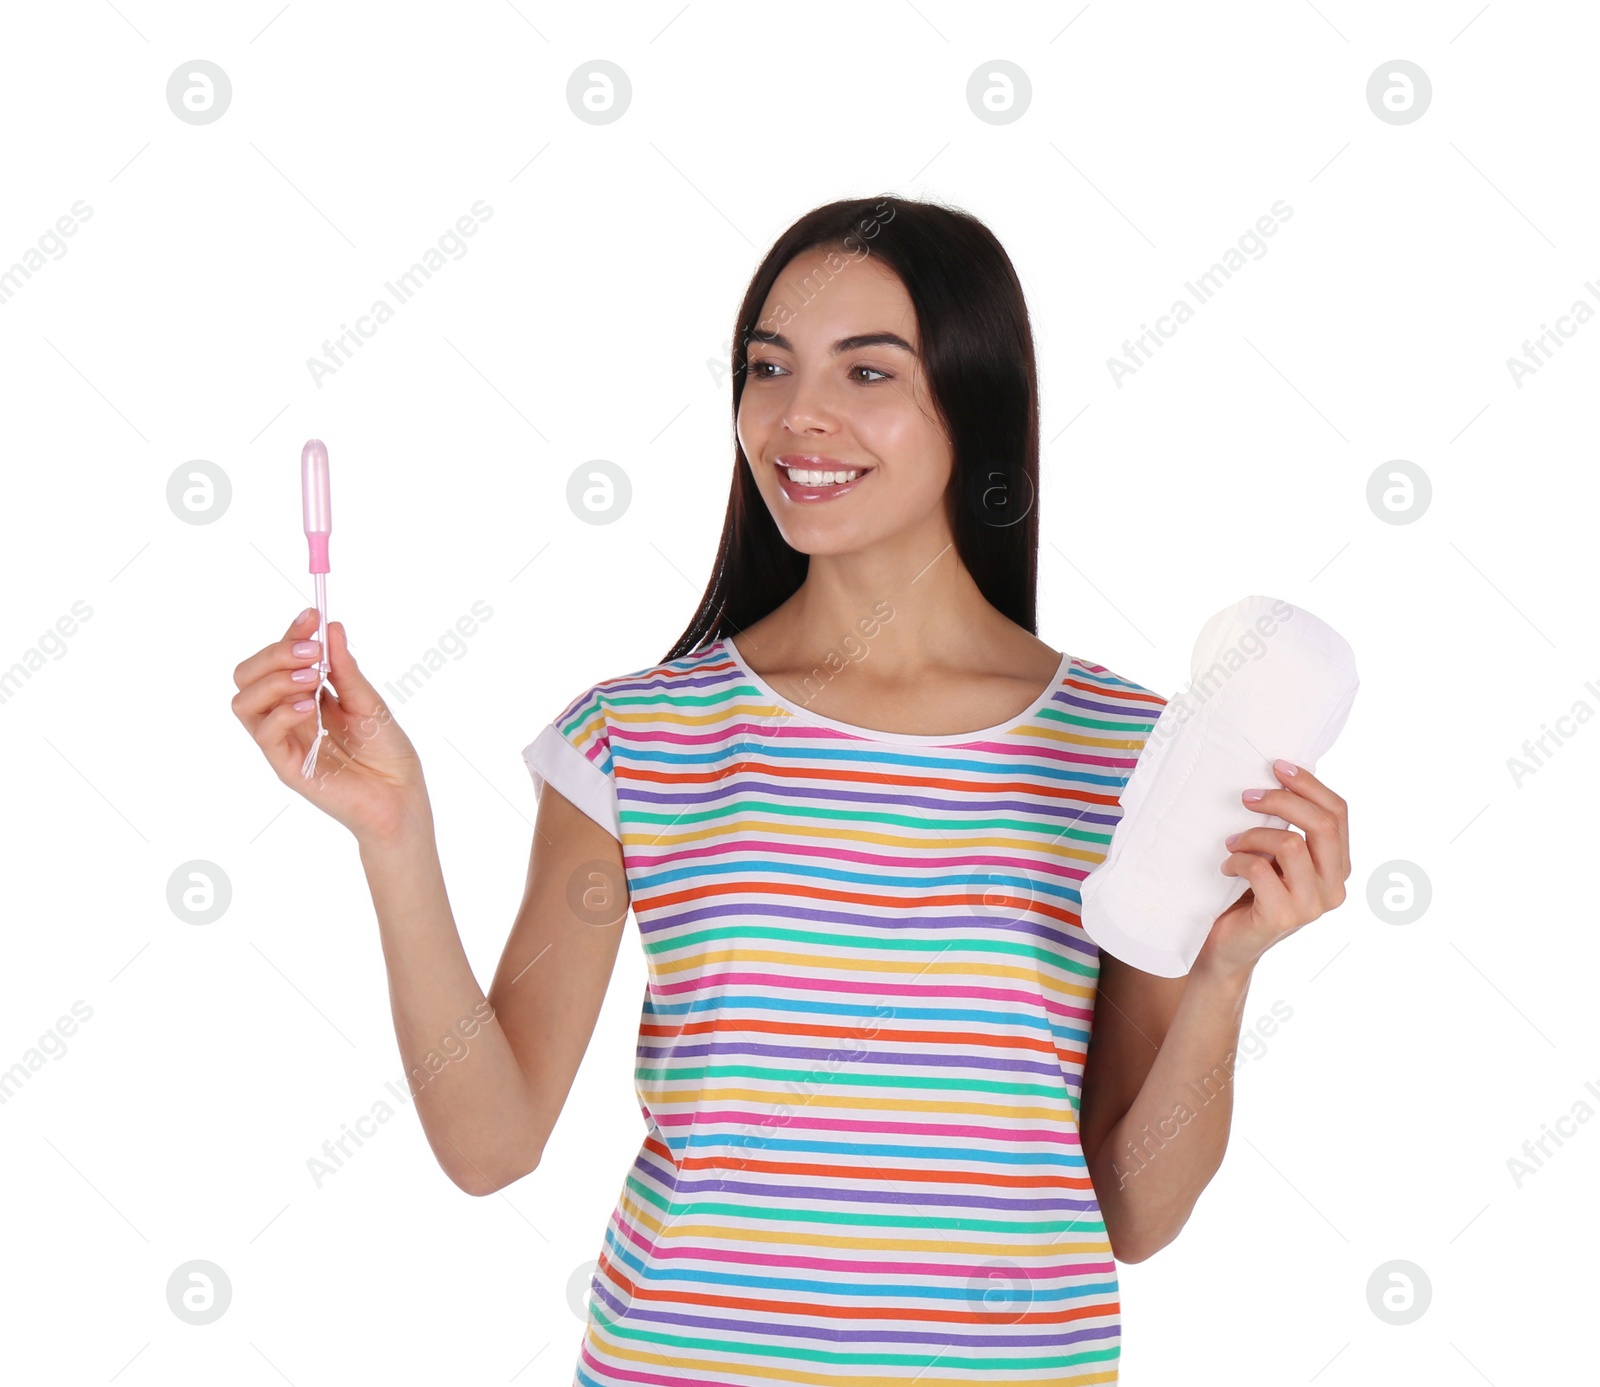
left=232, top=195, right=1350, bottom=1385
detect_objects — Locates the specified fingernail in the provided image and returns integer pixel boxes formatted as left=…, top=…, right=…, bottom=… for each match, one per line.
left=1242, top=788, right=1265, bottom=803
left=1273, top=758, right=1298, bottom=777
left=1225, top=832, right=1241, bottom=847
left=299, top=607, right=316, bottom=624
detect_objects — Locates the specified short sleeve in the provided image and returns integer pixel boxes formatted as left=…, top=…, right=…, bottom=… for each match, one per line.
left=521, top=682, right=622, bottom=841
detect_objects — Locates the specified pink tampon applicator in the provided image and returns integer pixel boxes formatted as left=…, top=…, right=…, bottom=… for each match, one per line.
left=300, top=439, right=335, bottom=778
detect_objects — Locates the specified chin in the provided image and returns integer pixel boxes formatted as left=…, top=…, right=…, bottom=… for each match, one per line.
left=769, top=524, right=873, bottom=558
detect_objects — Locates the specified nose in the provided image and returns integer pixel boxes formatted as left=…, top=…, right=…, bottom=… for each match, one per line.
left=780, top=377, right=842, bottom=435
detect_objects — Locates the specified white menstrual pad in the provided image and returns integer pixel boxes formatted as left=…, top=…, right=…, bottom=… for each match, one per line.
left=1080, top=595, right=1358, bottom=977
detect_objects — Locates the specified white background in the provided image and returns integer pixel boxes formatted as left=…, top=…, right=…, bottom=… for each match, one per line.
left=1, top=2, right=1595, bottom=1383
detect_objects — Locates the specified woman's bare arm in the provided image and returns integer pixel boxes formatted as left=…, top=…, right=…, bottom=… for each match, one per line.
left=1077, top=951, right=1253, bottom=1263
left=358, top=785, right=629, bottom=1196
left=1078, top=763, right=1350, bottom=1261
left=483, top=785, right=632, bottom=1185
left=232, top=615, right=630, bottom=1196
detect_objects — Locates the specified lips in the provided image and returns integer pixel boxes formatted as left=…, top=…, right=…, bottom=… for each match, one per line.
left=775, top=455, right=871, bottom=475
left=774, top=459, right=874, bottom=503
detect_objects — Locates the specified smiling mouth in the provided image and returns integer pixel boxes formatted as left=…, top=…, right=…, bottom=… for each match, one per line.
left=775, top=459, right=873, bottom=485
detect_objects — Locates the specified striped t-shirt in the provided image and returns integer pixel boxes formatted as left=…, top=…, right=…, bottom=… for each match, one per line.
left=521, top=635, right=1166, bottom=1386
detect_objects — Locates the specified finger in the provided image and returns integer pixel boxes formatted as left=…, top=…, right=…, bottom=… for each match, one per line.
left=1256, top=762, right=1338, bottom=807
left=1265, top=761, right=1349, bottom=857
left=253, top=690, right=326, bottom=785
left=231, top=639, right=326, bottom=730
left=284, top=605, right=320, bottom=641
left=1264, top=831, right=1321, bottom=915
left=1222, top=826, right=1287, bottom=861
left=1224, top=828, right=1324, bottom=919
left=231, top=607, right=322, bottom=692
left=1235, top=825, right=1350, bottom=908
left=321, top=621, right=388, bottom=722
left=1240, top=772, right=1348, bottom=885
left=1222, top=849, right=1296, bottom=927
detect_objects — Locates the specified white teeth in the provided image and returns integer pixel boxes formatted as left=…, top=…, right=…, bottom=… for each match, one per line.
left=783, top=466, right=862, bottom=486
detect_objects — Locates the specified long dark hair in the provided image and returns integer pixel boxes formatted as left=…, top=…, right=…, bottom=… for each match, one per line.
left=661, top=193, right=1041, bottom=664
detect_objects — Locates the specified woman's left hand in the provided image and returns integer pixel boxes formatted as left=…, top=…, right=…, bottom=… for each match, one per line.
left=1198, top=758, right=1351, bottom=978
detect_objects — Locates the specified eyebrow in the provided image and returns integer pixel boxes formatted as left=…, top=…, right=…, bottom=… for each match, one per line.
left=747, top=329, right=917, bottom=356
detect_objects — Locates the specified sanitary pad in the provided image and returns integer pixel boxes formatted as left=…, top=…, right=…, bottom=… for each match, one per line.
left=1079, top=595, right=1358, bottom=977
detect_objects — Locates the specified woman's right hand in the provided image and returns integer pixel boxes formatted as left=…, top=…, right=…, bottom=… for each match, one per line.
left=232, top=608, right=428, bottom=843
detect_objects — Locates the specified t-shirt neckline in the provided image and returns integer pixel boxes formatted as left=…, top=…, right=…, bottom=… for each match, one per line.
left=716, top=636, right=1075, bottom=746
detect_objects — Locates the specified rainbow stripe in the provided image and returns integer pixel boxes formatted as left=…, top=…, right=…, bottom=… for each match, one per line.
left=524, top=637, right=1165, bottom=1385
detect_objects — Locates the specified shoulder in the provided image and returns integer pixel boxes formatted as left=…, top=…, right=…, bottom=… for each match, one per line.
left=531, top=640, right=733, bottom=797
left=1067, top=653, right=1167, bottom=715
left=1064, top=654, right=1168, bottom=755
left=552, top=638, right=734, bottom=728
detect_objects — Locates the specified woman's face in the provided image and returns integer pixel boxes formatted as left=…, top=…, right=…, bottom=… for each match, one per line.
left=736, top=247, right=953, bottom=557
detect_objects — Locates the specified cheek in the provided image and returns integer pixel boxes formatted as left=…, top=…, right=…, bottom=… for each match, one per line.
left=864, top=380, right=943, bottom=445
left=735, top=399, right=764, bottom=454
left=736, top=391, right=781, bottom=450
left=868, top=411, right=952, bottom=493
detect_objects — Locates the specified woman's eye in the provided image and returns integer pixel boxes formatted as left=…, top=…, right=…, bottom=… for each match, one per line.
left=744, top=361, right=891, bottom=383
